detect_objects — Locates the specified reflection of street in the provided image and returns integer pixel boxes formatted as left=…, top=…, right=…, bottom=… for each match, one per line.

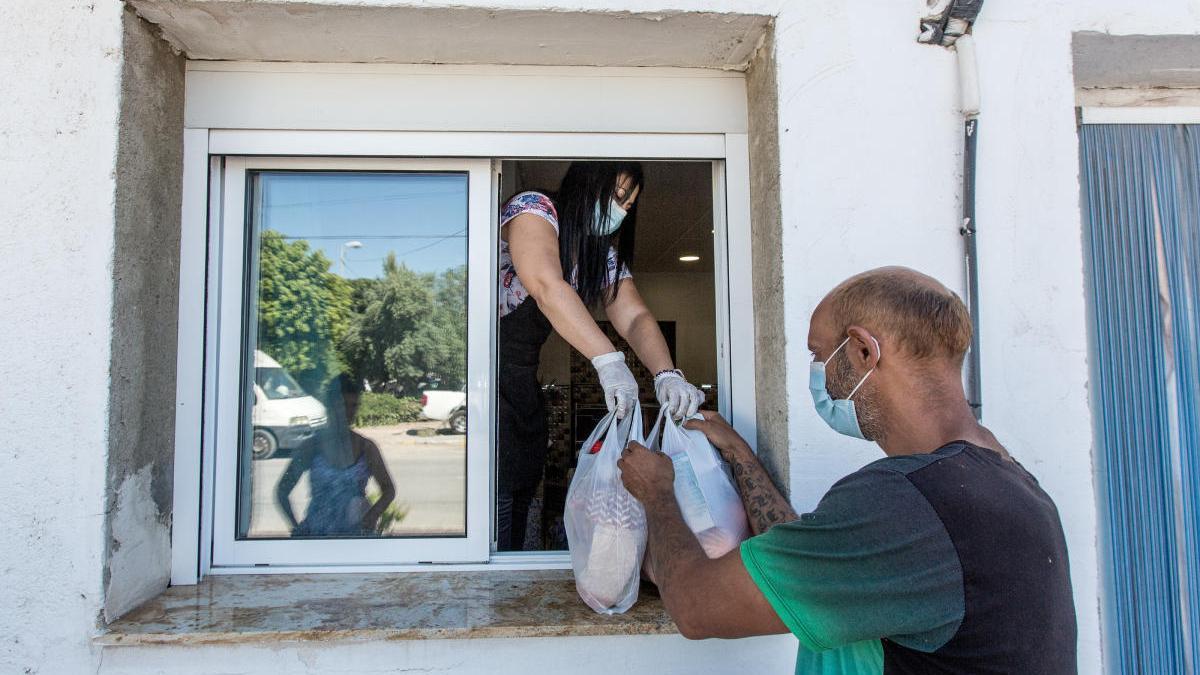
left=247, top=421, right=466, bottom=538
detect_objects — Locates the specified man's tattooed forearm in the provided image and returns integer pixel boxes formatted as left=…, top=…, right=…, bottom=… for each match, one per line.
left=727, top=452, right=798, bottom=535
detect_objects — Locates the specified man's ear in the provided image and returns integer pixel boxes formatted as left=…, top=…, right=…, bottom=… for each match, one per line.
left=845, top=325, right=880, bottom=370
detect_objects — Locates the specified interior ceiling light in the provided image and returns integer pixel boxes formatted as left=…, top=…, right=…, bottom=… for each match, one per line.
left=679, top=255, right=700, bottom=262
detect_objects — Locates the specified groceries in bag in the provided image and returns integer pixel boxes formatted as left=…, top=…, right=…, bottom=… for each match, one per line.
left=658, top=411, right=751, bottom=558
left=565, top=407, right=648, bottom=614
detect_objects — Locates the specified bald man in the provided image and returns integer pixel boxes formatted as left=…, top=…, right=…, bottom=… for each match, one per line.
left=619, top=267, right=1077, bottom=674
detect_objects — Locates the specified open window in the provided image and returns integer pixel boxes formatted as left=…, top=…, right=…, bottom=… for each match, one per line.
left=493, top=160, right=721, bottom=554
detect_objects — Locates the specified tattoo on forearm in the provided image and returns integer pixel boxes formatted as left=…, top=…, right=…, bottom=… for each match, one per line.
left=726, top=451, right=798, bottom=535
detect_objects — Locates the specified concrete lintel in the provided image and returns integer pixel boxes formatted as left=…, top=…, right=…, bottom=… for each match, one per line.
left=1073, top=31, right=1200, bottom=89
left=126, top=1, right=773, bottom=70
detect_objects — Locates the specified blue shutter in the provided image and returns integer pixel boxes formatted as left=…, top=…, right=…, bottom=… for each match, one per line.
left=1080, top=124, right=1200, bottom=674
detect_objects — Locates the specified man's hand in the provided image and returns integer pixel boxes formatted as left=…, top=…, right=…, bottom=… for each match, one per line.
left=683, top=410, right=750, bottom=460
left=618, top=441, right=675, bottom=506
left=684, top=410, right=798, bottom=535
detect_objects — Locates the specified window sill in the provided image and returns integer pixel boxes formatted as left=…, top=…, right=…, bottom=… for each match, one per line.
left=97, top=569, right=676, bottom=646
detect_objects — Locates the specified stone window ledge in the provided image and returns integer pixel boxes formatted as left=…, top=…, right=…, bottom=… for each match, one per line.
left=97, top=569, right=676, bottom=646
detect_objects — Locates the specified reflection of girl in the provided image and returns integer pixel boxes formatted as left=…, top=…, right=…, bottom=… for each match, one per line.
left=276, top=375, right=397, bottom=537
left=497, top=162, right=705, bottom=551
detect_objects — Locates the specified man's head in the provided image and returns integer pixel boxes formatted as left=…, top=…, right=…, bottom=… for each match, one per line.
left=808, top=266, right=972, bottom=442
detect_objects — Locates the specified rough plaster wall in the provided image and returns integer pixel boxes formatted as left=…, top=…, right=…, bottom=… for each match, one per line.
left=104, top=5, right=185, bottom=622
left=744, top=27, right=788, bottom=495
left=0, top=1, right=124, bottom=672
left=98, top=633, right=796, bottom=674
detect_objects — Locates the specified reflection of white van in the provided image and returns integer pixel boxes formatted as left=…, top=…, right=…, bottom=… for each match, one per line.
left=252, top=350, right=328, bottom=459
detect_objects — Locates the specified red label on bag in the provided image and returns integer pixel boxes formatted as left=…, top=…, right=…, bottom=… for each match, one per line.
left=589, top=440, right=603, bottom=454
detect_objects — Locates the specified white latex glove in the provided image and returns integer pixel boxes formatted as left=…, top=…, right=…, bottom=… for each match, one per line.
left=654, top=371, right=704, bottom=420
left=591, top=352, right=640, bottom=420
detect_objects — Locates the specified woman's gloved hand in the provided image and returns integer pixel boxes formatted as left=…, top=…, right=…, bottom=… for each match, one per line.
left=654, top=370, right=704, bottom=420
left=591, top=352, right=640, bottom=419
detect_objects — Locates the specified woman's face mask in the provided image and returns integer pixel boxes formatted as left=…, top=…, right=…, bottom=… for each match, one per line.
left=592, top=198, right=627, bottom=236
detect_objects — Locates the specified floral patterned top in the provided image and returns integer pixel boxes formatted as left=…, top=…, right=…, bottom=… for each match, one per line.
left=498, top=191, right=632, bottom=318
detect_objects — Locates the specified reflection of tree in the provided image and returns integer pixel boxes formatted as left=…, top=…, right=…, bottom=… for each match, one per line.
left=256, top=231, right=351, bottom=391
left=338, top=254, right=466, bottom=394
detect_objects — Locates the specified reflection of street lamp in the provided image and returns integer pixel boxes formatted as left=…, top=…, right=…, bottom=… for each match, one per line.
left=339, top=240, right=363, bottom=276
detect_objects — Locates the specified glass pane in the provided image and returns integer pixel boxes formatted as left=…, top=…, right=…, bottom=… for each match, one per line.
left=237, top=171, right=468, bottom=540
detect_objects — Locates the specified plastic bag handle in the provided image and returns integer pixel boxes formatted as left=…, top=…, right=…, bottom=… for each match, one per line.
left=665, top=413, right=723, bottom=473
left=596, top=405, right=642, bottom=481
left=642, top=406, right=668, bottom=451
left=578, top=410, right=617, bottom=458
left=628, top=404, right=647, bottom=446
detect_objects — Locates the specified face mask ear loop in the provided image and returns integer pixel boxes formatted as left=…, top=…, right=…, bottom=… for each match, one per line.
left=845, top=337, right=881, bottom=400
left=824, top=336, right=852, bottom=365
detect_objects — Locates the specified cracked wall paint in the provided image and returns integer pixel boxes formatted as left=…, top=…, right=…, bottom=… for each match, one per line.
left=106, top=466, right=172, bottom=620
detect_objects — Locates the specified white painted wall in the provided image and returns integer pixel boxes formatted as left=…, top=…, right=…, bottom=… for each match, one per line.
left=636, top=273, right=719, bottom=385
left=99, top=634, right=796, bottom=675
left=0, top=1, right=124, bottom=673
left=770, top=6, right=1200, bottom=675
left=10, top=0, right=1200, bottom=673
left=540, top=272, right=718, bottom=385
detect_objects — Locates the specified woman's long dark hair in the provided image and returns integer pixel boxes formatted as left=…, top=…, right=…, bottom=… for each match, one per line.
left=553, top=161, right=643, bottom=307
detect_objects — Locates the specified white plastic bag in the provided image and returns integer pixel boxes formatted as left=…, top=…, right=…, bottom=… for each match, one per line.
left=657, top=411, right=751, bottom=558
left=565, top=406, right=648, bottom=614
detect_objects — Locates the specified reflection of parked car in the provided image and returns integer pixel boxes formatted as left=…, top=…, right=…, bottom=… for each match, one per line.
left=252, top=350, right=328, bottom=459
left=421, top=390, right=466, bottom=434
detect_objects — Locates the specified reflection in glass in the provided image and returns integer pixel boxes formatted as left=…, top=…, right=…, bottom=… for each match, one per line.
left=237, top=171, right=468, bottom=540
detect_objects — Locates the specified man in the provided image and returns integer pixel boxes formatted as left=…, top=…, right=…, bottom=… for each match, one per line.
left=619, top=266, right=1077, bottom=674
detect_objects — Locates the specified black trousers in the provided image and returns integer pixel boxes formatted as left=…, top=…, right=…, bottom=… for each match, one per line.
left=496, top=485, right=537, bottom=551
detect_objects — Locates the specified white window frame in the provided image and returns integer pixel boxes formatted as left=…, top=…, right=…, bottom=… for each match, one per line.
left=1078, top=106, right=1200, bottom=125
left=209, top=156, right=493, bottom=568
left=171, top=64, right=757, bottom=583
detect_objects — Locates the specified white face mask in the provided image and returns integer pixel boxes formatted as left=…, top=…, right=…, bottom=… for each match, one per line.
left=592, top=198, right=627, bottom=236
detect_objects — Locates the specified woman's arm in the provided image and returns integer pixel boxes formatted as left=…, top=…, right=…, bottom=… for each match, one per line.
left=506, top=213, right=616, bottom=358
left=359, top=437, right=396, bottom=533
left=275, top=446, right=315, bottom=532
left=604, top=278, right=674, bottom=374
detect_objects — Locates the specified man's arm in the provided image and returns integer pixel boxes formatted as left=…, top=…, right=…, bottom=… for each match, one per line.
left=684, top=412, right=798, bottom=535
left=619, top=442, right=789, bottom=640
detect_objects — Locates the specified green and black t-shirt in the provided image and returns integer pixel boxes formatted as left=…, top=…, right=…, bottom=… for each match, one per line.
left=741, top=442, right=1077, bottom=675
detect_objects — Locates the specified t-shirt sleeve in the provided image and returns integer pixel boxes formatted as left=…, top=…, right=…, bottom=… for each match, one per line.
left=501, top=191, right=558, bottom=232
left=739, top=467, right=964, bottom=653
left=607, top=247, right=633, bottom=285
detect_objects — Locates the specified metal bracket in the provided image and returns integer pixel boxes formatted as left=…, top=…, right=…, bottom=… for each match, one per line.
left=918, top=0, right=985, bottom=47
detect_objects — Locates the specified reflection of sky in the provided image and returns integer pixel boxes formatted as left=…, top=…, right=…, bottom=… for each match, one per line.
left=256, top=171, right=468, bottom=278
